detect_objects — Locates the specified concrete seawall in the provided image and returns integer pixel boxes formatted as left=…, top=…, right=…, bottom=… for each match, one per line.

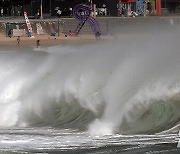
left=0, top=17, right=180, bottom=37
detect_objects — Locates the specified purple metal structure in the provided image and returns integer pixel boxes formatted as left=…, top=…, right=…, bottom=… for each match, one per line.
left=73, top=4, right=101, bottom=37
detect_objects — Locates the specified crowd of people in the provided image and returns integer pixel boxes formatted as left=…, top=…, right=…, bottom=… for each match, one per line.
left=15, top=36, right=41, bottom=48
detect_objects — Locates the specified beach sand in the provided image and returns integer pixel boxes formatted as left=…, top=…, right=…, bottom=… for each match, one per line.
left=0, top=33, right=106, bottom=47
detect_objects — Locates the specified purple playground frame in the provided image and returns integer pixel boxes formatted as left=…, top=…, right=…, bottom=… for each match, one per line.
left=73, top=4, right=101, bottom=36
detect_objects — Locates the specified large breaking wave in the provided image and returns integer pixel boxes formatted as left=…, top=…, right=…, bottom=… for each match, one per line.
left=0, top=28, right=180, bottom=135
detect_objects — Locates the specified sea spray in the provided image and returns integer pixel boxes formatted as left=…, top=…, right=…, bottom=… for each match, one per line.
left=0, top=24, right=180, bottom=135
left=88, top=40, right=180, bottom=135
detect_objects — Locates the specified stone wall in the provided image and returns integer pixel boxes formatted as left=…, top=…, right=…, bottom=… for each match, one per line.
left=0, top=17, right=180, bottom=36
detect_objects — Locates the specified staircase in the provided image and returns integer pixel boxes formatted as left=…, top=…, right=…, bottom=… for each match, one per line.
left=74, top=16, right=89, bottom=36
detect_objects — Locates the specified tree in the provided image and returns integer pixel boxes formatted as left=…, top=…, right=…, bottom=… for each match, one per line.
left=0, top=0, right=32, bottom=6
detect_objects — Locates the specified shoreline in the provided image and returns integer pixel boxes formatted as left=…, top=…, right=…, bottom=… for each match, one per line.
left=1, top=16, right=178, bottom=48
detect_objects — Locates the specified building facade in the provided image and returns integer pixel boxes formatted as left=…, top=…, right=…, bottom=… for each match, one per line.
left=1, top=0, right=180, bottom=17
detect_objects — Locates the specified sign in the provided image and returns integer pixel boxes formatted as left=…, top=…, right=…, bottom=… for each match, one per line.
left=36, top=23, right=44, bottom=35
left=136, top=0, right=145, bottom=15
left=13, top=29, right=26, bottom=37
left=24, top=11, right=33, bottom=37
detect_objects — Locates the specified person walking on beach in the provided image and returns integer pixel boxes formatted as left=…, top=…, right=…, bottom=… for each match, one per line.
left=95, top=31, right=101, bottom=40
left=8, top=29, right=13, bottom=38
left=17, top=36, right=20, bottom=46
left=37, top=40, right=40, bottom=48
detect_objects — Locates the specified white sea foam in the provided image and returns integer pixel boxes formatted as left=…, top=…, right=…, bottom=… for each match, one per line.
left=0, top=23, right=180, bottom=136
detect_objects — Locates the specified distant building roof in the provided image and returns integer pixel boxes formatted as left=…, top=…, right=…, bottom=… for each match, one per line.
left=121, top=0, right=136, bottom=2
left=162, top=0, right=179, bottom=2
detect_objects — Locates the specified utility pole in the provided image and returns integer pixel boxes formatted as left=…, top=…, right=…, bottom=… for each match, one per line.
left=117, top=0, right=121, bottom=17
left=144, top=0, right=146, bottom=17
left=58, top=19, right=60, bottom=36
left=93, top=4, right=96, bottom=18
left=40, top=0, right=43, bottom=19
left=156, top=0, right=161, bottom=16
left=31, top=1, right=33, bottom=16
left=50, top=0, right=52, bottom=17
left=89, top=0, right=93, bottom=16
left=90, top=0, right=92, bottom=7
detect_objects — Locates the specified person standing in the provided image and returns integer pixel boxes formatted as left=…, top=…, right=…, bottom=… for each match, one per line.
left=36, top=10, right=40, bottom=19
left=36, top=40, right=40, bottom=48
left=17, top=36, right=20, bottom=46
left=57, top=9, right=62, bottom=18
left=122, top=6, right=125, bottom=17
left=69, top=7, right=72, bottom=17
left=1, top=8, right=3, bottom=17
left=147, top=1, right=152, bottom=15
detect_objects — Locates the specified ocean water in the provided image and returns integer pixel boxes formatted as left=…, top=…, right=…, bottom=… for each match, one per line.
left=0, top=18, right=180, bottom=153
